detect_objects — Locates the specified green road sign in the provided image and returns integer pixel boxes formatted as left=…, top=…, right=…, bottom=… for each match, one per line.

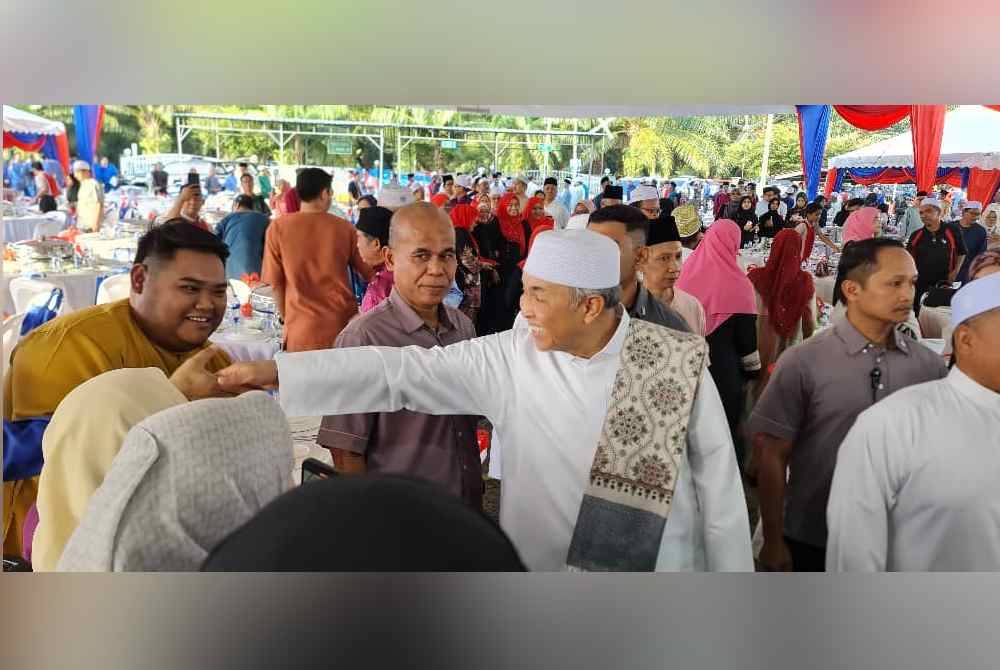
left=441, top=139, right=458, bottom=149
left=538, top=143, right=553, bottom=152
left=326, top=138, right=353, bottom=155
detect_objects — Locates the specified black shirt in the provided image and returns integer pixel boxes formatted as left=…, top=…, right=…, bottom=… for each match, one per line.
left=907, top=222, right=968, bottom=289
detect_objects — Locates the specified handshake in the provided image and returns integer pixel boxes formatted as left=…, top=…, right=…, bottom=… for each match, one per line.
left=168, top=348, right=282, bottom=401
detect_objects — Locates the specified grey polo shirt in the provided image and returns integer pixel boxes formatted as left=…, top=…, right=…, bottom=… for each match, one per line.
left=317, top=288, right=483, bottom=508
left=631, top=283, right=691, bottom=333
left=749, top=315, right=948, bottom=548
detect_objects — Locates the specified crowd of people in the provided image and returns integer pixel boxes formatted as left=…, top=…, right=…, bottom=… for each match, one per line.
left=4, top=156, right=1000, bottom=573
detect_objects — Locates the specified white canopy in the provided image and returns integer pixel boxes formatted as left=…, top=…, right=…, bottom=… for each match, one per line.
left=2, top=105, right=66, bottom=136
left=829, top=105, right=1000, bottom=171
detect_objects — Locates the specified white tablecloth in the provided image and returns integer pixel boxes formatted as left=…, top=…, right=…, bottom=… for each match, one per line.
left=814, top=275, right=836, bottom=304
left=918, top=305, right=951, bottom=339
left=4, top=215, right=67, bottom=243
left=2, top=265, right=125, bottom=316
left=75, top=233, right=140, bottom=264
left=210, top=330, right=281, bottom=362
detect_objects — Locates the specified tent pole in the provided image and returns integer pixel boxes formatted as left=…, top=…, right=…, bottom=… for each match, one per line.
left=759, top=113, right=774, bottom=191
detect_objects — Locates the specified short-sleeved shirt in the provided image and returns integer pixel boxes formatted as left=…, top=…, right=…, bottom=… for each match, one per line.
left=75, top=178, right=104, bottom=231
left=262, top=211, right=373, bottom=351
left=749, top=314, right=948, bottom=548
left=956, top=223, right=988, bottom=284
left=316, top=288, right=482, bottom=507
left=215, top=211, right=270, bottom=280
left=907, top=222, right=968, bottom=288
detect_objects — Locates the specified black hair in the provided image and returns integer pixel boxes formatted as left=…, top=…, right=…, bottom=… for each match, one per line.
left=864, top=193, right=879, bottom=206
left=240, top=172, right=254, bottom=182
left=916, top=190, right=928, bottom=197
left=600, top=176, right=610, bottom=185
left=832, top=238, right=906, bottom=306
left=358, top=194, right=378, bottom=207
left=739, top=195, right=754, bottom=206
left=804, top=202, right=824, bottom=216
left=135, top=220, right=229, bottom=267
left=39, top=195, right=58, bottom=213
left=763, top=186, right=779, bottom=196
left=296, top=167, right=333, bottom=202
left=534, top=190, right=545, bottom=197
left=796, top=192, right=808, bottom=204
left=233, top=194, right=255, bottom=210
left=238, top=162, right=249, bottom=169
left=543, top=177, right=558, bottom=186
left=442, top=175, right=454, bottom=185
left=846, top=197, right=866, bottom=209
left=768, top=197, right=781, bottom=210
left=878, top=203, right=889, bottom=214
left=589, top=204, right=650, bottom=242
left=31, top=161, right=44, bottom=171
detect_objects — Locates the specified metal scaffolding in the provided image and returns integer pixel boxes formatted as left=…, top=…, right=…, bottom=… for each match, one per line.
left=173, top=111, right=609, bottom=190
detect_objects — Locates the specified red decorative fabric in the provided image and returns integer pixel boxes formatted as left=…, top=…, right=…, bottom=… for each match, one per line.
left=985, top=106, right=1000, bottom=113
left=966, top=168, right=1000, bottom=208
left=747, top=229, right=815, bottom=339
left=832, top=106, right=910, bottom=131
left=2, top=131, right=45, bottom=152
left=910, top=105, right=947, bottom=192
left=54, top=133, right=70, bottom=174
left=848, top=167, right=964, bottom=188
left=823, top=167, right=837, bottom=198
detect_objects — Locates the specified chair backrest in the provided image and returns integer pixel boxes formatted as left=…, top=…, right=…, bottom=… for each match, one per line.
left=96, top=274, right=131, bottom=305
left=9, top=277, right=63, bottom=314
left=229, top=278, right=252, bottom=304
left=1, top=312, right=27, bottom=377
left=32, top=218, right=65, bottom=240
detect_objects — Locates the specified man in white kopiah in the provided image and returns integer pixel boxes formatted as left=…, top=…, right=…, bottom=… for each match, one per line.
left=826, top=272, right=1000, bottom=571
left=215, top=229, right=753, bottom=572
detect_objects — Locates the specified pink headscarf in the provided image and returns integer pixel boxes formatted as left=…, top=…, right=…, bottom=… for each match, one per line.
left=675, top=220, right=758, bottom=336
left=842, top=207, right=879, bottom=245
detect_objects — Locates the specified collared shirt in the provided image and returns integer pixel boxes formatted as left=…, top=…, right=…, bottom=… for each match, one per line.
left=630, top=283, right=692, bottom=333
left=317, top=289, right=482, bottom=507
left=749, top=314, right=948, bottom=548
left=214, top=211, right=270, bottom=280
left=544, top=200, right=570, bottom=230
left=278, top=310, right=753, bottom=572
left=907, top=222, right=968, bottom=288
left=827, top=367, right=1000, bottom=571
left=667, top=287, right=707, bottom=336
left=956, top=222, right=988, bottom=284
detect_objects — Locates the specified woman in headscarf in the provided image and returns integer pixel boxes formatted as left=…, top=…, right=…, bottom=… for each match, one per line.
left=470, top=196, right=507, bottom=335
left=969, top=249, right=1000, bottom=279
left=430, top=192, right=450, bottom=208
left=521, top=196, right=555, bottom=263
left=757, top=197, right=785, bottom=238
left=731, top=195, right=758, bottom=246
left=31, top=368, right=190, bottom=571
left=748, top=229, right=817, bottom=378
left=56, top=388, right=293, bottom=571
left=449, top=203, right=484, bottom=324
left=842, top=206, right=880, bottom=245
left=788, top=192, right=809, bottom=220
left=983, top=203, right=1000, bottom=247
left=202, top=475, right=525, bottom=571
left=495, top=193, right=533, bottom=330
left=675, top=220, right=760, bottom=470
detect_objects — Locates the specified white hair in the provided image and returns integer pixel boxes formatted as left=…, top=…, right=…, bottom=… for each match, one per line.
left=568, top=285, right=621, bottom=311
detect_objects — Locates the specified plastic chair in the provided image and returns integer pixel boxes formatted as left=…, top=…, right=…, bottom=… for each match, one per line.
left=32, top=218, right=65, bottom=239
left=1, top=312, right=27, bottom=377
left=229, top=278, right=252, bottom=304
left=96, top=273, right=131, bottom=304
left=9, top=277, right=64, bottom=314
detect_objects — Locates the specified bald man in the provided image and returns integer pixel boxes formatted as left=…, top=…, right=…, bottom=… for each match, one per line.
left=316, top=203, right=483, bottom=508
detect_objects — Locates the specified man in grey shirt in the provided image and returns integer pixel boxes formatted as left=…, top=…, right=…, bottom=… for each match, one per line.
left=750, top=238, right=947, bottom=572
left=587, top=205, right=691, bottom=334
left=316, top=203, right=483, bottom=508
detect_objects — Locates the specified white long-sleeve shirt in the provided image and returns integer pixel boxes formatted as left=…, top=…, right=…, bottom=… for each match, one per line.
left=276, top=311, right=753, bottom=572
left=545, top=201, right=571, bottom=230
left=827, top=367, right=1000, bottom=571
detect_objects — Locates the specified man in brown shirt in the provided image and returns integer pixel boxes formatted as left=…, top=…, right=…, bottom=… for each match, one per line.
left=749, top=239, right=948, bottom=572
left=262, top=168, right=373, bottom=351
left=316, top=203, right=483, bottom=508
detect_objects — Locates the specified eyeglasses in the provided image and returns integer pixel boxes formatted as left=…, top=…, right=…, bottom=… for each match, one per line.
left=641, top=207, right=662, bottom=217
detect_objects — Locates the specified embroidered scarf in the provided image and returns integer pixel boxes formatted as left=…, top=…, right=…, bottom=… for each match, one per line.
left=565, top=318, right=708, bottom=571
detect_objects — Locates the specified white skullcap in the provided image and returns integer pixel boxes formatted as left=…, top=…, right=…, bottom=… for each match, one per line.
left=72, top=160, right=91, bottom=172
left=379, top=185, right=415, bottom=210
left=566, top=213, right=591, bottom=230
left=455, top=175, right=473, bottom=190
left=951, top=272, right=1000, bottom=328
left=488, top=185, right=505, bottom=197
left=628, top=185, right=660, bottom=204
left=963, top=201, right=983, bottom=210
left=920, top=197, right=943, bottom=211
left=513, top=174, right=529, bottom=185
left=523, top=229, right=620, bottom=289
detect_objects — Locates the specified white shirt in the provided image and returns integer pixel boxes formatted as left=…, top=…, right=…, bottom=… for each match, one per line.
left=755, top=199, right=787, bottom=218
left=276, top=311, right=753, bottom=572
left=827, top=368, right=1000, bottom=571
left=545, top=200, right=571, bottom=230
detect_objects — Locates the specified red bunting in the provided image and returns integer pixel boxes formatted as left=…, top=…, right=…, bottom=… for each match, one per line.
left=910, top=105, right=947, bottom=192
left=832, top=106, right=911, bottom=131
left=966, top=168, right=1000, bottom=207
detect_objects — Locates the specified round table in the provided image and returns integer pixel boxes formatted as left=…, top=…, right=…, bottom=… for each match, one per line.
left=4, top=215, right=68, bottom=243
left=75, top=232, right=140, bottom=264
left=2, top=261, right=128, bottom=315
left=210, top=329, right=281, bottom=362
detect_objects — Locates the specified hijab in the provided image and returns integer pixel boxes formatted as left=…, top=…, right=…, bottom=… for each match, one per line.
left=982, top=203, right=1000, bottom=235
left=32, top=368, right=189, bottom=572
left=524, top=196, right=553, bottom=231
left=497, top=192, right=527, bottom=255
left=842, top=206, right=880, bottom=244
left=675, top=220, right=758, bottom=335
left=748, top=229, right=815, bottom=339
left=430, top=192, right=450, bottom=208
left=202, top=475, right=526, bottom=571
left=57, top=391, right=293, bottom=572
left=731, top=195, right=757, bottom=225
left=449, top=203, right=481, bottom=255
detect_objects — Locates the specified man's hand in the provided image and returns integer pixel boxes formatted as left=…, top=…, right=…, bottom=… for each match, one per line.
left=759, top=538, right=794, bottom=572
left=217, top=360, right=279, bottom=394
left=170, top=347, right=234, bottom=400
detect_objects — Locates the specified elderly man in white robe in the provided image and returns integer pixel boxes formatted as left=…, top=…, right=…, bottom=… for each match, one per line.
left=826, top=272, right=1000, bottom=571
left=216, top=229, right=753, bottom=572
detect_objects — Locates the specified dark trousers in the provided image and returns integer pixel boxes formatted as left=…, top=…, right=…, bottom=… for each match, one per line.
left=785, top=536, right=826, bottom=572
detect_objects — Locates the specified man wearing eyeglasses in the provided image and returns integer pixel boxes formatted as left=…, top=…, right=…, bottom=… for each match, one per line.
left=749, top=238, right=947, bottom=572
left=628, top=184, right=662, bottom=220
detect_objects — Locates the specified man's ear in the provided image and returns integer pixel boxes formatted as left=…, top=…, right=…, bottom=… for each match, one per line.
left=384, top=246, right=396, bottom=272
left=130, top=263, right=148, bottom=294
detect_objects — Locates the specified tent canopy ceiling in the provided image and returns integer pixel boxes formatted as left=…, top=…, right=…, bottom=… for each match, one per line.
left=420, top=104, right=795, bottom=120
left=829, top=106, right=1000, bottom=170
left=2, top=105, right=66, bottom=136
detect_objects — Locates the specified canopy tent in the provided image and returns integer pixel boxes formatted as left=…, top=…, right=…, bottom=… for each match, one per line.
left=2, top=105, right=71, bottom=174
left=826, top=106, right=1000, bottom=204
left=421, top=105, right=795, bottom=119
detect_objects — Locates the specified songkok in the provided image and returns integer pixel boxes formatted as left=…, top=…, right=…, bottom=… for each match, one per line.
left=951, top=272, right=1000, bottom=328
left=523, top=229, right=620, bottom=289
left=963, top=201, right=982, bottom=211
left=378, top=185, right=415, bottom=210
left=673, top=204, right=701, bottom=238
left=920, top=198, right=943, bottom=211
left=602, top=185, right=623, bottom=200
left=628, top=185, right=659, bottom=204
left=566, top=213, right=591, bottom=230
left=455, top=175, right=473, bottom=190
left=646, top=216, right=681, bottom=246
left=356, top=206, right=393, bottom=246
left=72, top=160, right=91, bottom=172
